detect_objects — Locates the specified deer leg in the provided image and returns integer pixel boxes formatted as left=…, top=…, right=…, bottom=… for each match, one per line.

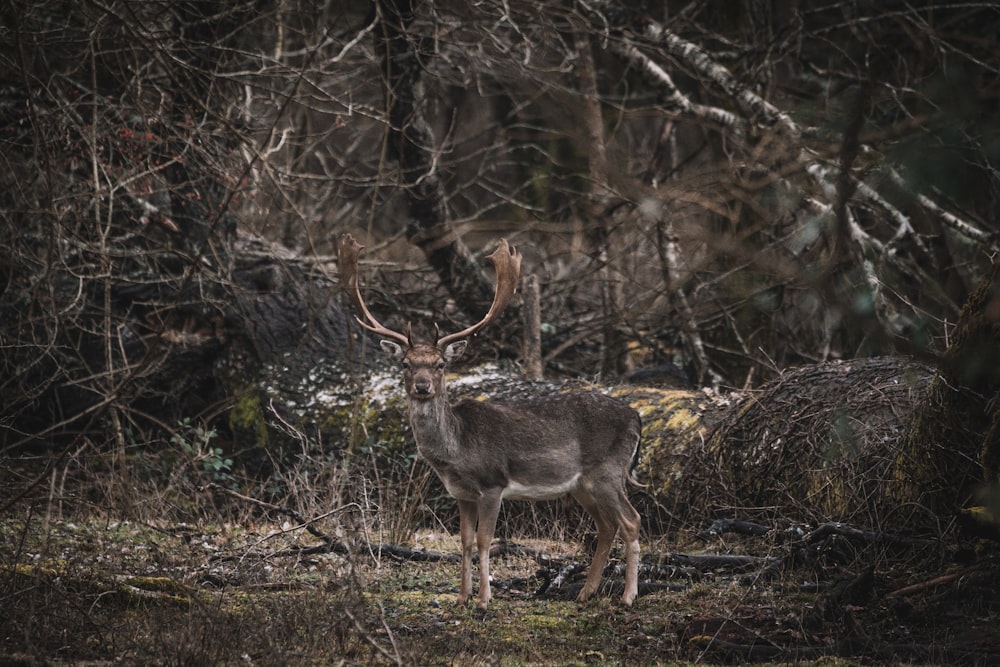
left=573, top=491, right=615, bottom=602
left=618, top=496, right=641, bottom=606
left=474, top=492, right=502, bottom=610
left=580, top=512, right=618, bottom=602
left=456, top=499, right=478, bottom=605
left=575, top=485, right=641, bottom=605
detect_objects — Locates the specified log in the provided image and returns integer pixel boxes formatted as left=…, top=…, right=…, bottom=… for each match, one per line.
left=613, top=356, right=934, bottom=526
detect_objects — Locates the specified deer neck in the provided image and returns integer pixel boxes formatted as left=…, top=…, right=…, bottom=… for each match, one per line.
left=406, top=391, right=461, bottom=462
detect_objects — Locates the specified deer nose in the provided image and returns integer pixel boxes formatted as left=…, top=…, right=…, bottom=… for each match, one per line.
left=413, top=380, right=432, bottom=395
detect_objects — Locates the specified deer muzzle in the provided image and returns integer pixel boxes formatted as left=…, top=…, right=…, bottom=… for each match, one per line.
left=409, top=372, right=435, bottom=397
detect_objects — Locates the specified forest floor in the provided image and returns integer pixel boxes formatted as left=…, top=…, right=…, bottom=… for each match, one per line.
left=2, top=509, right=999, bottom=666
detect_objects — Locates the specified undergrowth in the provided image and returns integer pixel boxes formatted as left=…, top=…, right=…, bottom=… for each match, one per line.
left=1, top=429, right=998, bottom=665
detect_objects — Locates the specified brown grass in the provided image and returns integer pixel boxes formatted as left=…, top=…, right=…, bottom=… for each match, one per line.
left=2, top=494, right=998, bottom=666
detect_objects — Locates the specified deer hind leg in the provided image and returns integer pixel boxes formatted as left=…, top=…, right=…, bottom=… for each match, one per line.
left=575, top=488, right=641, bottom=605
left=618, top=496, right=641, bottom=606
left=573, top=491, right=616, bottom=602
left=456, top=499, right=478, bottom=605
left=581, top=512, right=618, bottom=603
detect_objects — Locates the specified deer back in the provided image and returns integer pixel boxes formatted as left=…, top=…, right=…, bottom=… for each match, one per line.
left=437, top=392, right=640, bottom=492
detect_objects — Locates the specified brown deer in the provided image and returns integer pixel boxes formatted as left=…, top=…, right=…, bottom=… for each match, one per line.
left=338, top=234, right=641, bottom=610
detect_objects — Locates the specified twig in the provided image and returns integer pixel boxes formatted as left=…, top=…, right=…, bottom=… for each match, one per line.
left=885, top=569, right=970, bottom=599
left=206, top=483, right=459, bottom=563
left=207, top=482, right=346, bottom=545
left=343, top=605, right=403, bottom=667
left=697, top=518, right=772, bottom=540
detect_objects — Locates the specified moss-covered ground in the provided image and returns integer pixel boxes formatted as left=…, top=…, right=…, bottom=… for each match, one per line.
left=2, top=512, right=998, bottom=665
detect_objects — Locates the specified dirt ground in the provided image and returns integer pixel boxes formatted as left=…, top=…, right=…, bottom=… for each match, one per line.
left=2, top=512, right=998, bottom=666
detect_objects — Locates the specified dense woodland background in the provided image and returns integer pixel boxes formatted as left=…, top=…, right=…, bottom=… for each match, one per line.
left=3, top=0, right=1000, bottom=532
left=4, top=1, right=1000, bottom=663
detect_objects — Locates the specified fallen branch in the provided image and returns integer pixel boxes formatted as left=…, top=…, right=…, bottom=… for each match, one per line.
left=885, top=569, right=971, bottom=599
left=693, top=518, right=939, bottom=587
left=667, top=552, right=775, bottom=572
left=697, top=518, right=772, bottom=540
left=799, top=522, right=937, bottom=551
left=206, top=483, right=459, bottom=563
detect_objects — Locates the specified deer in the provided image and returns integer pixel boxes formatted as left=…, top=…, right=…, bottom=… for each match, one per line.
left=338, top=234, right=641, bottom=610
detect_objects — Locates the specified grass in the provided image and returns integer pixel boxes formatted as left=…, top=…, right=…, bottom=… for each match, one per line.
left=3, top=508, right=997, bottom=665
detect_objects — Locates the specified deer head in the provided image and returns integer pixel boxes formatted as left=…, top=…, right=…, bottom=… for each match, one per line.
left=337, top=234, right=522, bottom=398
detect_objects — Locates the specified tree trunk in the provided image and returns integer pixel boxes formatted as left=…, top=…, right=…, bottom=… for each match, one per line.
left=373, top=0, right=497, bottom=319
left=573, top=27, right=628, bottom=378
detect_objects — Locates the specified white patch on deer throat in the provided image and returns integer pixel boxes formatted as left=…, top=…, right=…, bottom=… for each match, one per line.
left=502, top=473, right=581, bottom=501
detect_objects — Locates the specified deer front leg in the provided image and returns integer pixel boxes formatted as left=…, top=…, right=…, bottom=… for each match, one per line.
left=474, top=491, right=503, bottom=610
left=456, top=499, right=478, bottom=605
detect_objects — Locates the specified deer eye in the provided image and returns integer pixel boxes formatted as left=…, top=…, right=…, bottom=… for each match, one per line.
left=401, top=361, right=411, bottom=371
left=435, top=361, right=446, bottom=371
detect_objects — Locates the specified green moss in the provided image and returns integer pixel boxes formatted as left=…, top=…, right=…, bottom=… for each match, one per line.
left=618, top=387, right=708, bottom=499
left=8, top=563, right=193, bottom=608
left=9, top=561, right=69, bottom=578
left=229, top=390, right=269, bottom=448
left=334, top=394, right=411, bottom=460
left=666, top=407, right=699, bottom=431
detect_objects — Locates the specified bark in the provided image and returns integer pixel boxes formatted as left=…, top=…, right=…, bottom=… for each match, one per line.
left=572, top=26, right=627, bottom=378
left=521, top=274, right=543, bottom=379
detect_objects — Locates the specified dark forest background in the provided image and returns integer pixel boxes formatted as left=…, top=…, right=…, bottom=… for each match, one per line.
left=4, top=2, right=1000, bottom=663
left=3, top=0, right=999, bottom=523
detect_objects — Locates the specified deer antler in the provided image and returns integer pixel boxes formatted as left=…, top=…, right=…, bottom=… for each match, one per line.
left=436, top=239, right=522, bottom=348
left=338, top=234, right=410, bottom=347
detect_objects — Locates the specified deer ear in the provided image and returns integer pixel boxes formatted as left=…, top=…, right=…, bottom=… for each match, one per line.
left=442, top=340, right=468, bottom=363
left=380, top=339, right=405, bottom=360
